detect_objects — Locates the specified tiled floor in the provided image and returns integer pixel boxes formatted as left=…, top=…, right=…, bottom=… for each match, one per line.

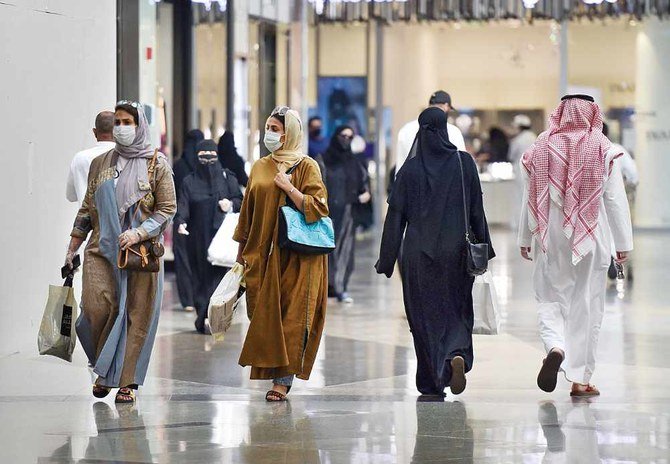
left=2, top=229, right=669, bottom=463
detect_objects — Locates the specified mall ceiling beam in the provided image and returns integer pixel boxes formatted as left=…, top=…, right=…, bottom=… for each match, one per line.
left=308, top=0, right=669, bottom=23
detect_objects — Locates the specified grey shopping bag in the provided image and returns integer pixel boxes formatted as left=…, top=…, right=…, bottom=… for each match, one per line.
left=38, top=262, right=79, bottom=362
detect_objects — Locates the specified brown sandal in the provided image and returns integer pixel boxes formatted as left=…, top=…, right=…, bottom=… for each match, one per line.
left=115, top=387, right=136, bottom=404
left=93, top=385, right=112, bottom=398
left=265, top=390, right=287, bottom=402
left=570, top=384, right=600, bottom=397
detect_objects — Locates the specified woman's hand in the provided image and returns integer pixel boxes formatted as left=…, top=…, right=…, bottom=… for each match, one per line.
left=177, top=223, right=189, bottom=235
left=520, top=246, right=532, bottom=261
left=64, top=237, right=84, bottom=269
left=274, top=172, right=293, bottom=193
left=219, top=199, right=232, bottom=212
left=118, top=229, right=142, bottom=250
left=358, top=191, right=371, bottom=204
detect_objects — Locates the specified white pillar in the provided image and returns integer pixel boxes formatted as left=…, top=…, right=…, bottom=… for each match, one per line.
left=559, top=19, right=569, bottom=98
left=635, top=19, right=670, bottom=228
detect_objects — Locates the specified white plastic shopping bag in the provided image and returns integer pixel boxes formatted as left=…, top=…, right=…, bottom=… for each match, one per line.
left=38, top=274, right=78, bottom=362
left=208, top=263, right=246, bottom=342
left=208, top=213, right=240, bottom=268
left=472, top=270, right=501, bottom=335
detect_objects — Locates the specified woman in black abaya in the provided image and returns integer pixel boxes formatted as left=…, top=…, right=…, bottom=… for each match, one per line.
left=323, top=125, right=371, bottom=303
left=376, top=107, right=494, bottom=396
left=217, top=131, right=249, bottom=187
left=175, top=140, right=244, bottom=333
left=172, top=129, right=204, bottom=312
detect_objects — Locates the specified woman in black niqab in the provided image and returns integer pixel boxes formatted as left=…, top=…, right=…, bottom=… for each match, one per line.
left=217, top=131, right=249, bottom=187
left=376, top=107, right=494, bottom=396
left=172, top=129, right=204, bottom=312
left=175, top=139, right=244, bottom=333
left=323, top=125, right=370, bottom=303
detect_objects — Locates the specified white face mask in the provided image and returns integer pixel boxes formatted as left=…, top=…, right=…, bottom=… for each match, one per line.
left=113, top=125, right=136, bottom=146
left=264, top=131, right=283, bottom=153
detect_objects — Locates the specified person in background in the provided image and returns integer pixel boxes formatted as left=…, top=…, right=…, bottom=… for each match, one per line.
left=176, top=139, right=243, bottom=334
left=65, top=101, right=176, bottom=404
left=477, top=127, right=509, bottom=164
left=66, top=111, right=116, bottom=205
left=234, top=106, right=329, bottom=402
left=376, top=107, right=495, bottom=397
left=518, top=95, right=633, bottom=397
left=307, top=116, right=328, bottom=176
left=509, top=114, right=537, bottom=229
left=395, top=90, right=466, bottom=177
left=602, top=121, right=638, bottom=281
left=172, top=129, right=204, bottom=313
left=217, top=131, right=249, bottom=187
left=323, top=125, right=371, bottom=304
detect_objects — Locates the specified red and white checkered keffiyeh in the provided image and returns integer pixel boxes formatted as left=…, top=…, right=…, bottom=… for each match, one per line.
left=521, top=98, right=620, bottom=264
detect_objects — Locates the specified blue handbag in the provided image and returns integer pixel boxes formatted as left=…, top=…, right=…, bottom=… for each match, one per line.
left=277, top=161, right=336, bottom=255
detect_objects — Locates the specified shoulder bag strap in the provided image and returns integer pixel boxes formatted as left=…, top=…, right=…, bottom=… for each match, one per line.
left=455, top=151, right=471, bottom=243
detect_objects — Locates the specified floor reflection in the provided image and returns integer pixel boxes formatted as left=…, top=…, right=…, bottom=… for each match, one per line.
left=538, top=400, right=599, bottom=464
left=412, top=400, right=474, bottom=464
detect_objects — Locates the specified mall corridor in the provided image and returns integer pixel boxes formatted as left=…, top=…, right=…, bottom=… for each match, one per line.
left=1, top=229, right=668, bottom=463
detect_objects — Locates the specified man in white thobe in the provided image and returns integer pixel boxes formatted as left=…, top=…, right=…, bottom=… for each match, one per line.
left=509, top=115, right=537, bottom=228
left=395, top=90, right=466, bottom=177
left=518, top=96, right=633, bottom=397
left=66, top=111, right=115, bottom=205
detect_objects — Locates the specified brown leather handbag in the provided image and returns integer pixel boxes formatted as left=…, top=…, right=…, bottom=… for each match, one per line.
left=117, top=150, right=165, bottom=273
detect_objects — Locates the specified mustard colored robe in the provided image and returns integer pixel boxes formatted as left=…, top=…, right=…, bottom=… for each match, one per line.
left=233, top=156, right=329, bottom=380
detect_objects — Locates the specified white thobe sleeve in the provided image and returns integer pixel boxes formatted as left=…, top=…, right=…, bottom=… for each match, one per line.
left=66, top=158, right=78, bottom=203
left=604, top=159, right=633, bottom=252
left=619, top=151, right=639, bottom=186
left=395, top=130, right=411, bottom=177
left=448, top=125, right=466, bottom=152
left=517, top=163, right=532, bottom=248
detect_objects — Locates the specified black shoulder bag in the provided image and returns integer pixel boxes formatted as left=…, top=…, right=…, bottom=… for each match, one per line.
left=456, top=152, right=489, bottom=276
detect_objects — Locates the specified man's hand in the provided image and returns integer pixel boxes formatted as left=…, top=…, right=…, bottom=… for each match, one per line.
left=520, top=246, right=533, bottom=261
left=177, top=224, right=189, bottom=236
left=358, top=191, right=371, bottom=204
left=615, top=251, right=629, bottom=264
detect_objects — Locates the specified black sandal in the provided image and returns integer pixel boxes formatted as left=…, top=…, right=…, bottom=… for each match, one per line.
left=115, top=387, right=136, bottom=404
left=537, top=349, right=564, bottom=393
left=92, top=385, right=112, bottom=398
left=265, top=385, right=291, bottom=402
left=450, top=356, right=467, bottom=395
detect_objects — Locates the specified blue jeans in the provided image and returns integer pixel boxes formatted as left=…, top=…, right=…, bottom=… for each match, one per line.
left=273, top=375, right=294, bottom=387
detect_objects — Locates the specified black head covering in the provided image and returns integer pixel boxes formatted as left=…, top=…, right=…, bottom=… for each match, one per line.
left=413, top=107, right=460, bottom=260
left=323, top=125, right=354, bottom=166
left=217, top=131, right=249, bottom=186
left=194, top=139, right=226, bottom=192
left=182, top=129, right=204, bottom=170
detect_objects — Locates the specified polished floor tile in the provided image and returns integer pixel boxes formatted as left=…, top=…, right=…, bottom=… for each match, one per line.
left=2, top=229, right=669, bottom=463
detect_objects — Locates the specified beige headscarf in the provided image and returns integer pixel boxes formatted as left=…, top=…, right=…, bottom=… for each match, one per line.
left=271, top=108, right=306, bottom=173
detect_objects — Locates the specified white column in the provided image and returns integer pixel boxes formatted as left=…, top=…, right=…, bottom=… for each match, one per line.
left=635, top=19, right=670, bottom=228
left=559, top=19, right=569, bottom=98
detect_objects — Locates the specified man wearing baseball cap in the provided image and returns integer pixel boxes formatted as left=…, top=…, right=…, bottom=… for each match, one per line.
left=395, top=90, right=466, bottom=178
left=508, top=114, right=537, bottom=228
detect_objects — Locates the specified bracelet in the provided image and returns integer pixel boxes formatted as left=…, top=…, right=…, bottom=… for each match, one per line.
left=289, top=187, right=296, bottom=195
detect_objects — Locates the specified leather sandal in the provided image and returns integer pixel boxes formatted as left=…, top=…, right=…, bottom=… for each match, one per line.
left=115, top=387, right=136, bottom=404
left=450, top=356, right=467, bottom=395
left=92, top=385, right=112, bottom=398
left=537, top=349, right=564, bottom=393
left=570, top=384, right=600, bottom=397
left=265, top=385, right=291, bottom=402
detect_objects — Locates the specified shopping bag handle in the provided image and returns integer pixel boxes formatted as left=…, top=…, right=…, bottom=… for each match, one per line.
left=61, top=255, right=81, bottom=288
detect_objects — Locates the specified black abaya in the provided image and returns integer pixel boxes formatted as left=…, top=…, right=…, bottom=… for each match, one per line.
left=323, top=127, right=369, bottom=297
left=376, top=108, right=494, bottom=395
left=175, top=163, right=243, bottom=331
left=173, top=129, right=204, bottom=309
